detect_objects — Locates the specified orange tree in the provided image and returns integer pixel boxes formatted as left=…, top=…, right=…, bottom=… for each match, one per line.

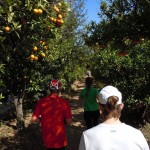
left=83, top=0, right=150, bottom=125
left=0, top=0, right=87, bottom=99
left=0, top=0, right=87, bottom=128
left=0, top=0, right=70, bottom=128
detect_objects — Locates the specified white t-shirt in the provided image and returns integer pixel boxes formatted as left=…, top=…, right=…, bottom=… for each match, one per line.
left=79, top=123, right=149, bottom=150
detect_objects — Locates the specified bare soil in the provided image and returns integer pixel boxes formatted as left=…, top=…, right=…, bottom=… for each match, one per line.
left=0, top=79, right=150, bottom=150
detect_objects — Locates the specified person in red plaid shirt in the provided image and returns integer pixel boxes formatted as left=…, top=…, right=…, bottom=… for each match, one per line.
left=31, top=79, right=72, bottom=150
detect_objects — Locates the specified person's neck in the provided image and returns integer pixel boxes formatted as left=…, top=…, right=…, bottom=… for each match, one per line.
left=103, top=117, right=121, bottom=124
left=50, top=92, right=58, bottom=96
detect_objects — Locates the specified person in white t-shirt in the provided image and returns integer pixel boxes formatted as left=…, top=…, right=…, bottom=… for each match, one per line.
left=79, top=85, right=149, bottom=150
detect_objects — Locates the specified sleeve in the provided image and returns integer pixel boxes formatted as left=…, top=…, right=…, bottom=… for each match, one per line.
left=63, top=100, right=72, bottom=120
left=32, top=100, right=41, bottom=118
left=79, top=133, right=86, bottom=150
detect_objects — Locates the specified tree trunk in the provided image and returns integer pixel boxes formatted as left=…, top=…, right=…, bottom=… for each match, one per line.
left=14, top=96, right=25, bottom=130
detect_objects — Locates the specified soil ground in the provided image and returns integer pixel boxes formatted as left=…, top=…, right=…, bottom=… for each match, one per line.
left=0, top=79, right=150, bottom=150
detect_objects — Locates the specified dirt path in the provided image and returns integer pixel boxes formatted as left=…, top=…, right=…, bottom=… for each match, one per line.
left=50, top=78, right=87, bottom=149
left=66, top=80, right=86, bottom=150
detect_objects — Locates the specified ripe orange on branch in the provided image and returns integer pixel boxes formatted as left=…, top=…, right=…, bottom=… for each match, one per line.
left=32, top=46, right=38, bottom=51
left=33, top=8, right=43, bottom=14
left=4, top=26, right=11, bottom=32
left=48, top=17, right=57, bottom=23
left=44, top=46, right=48, bottom=50
left=57, top=14, right=62, bottom=19
left=33, top=56, right=38, bottom=61
left=56, top=19, right=64, bottom=25
left=33, top=9, right=39, bottom=14
left=58, top=3, right=62, bottom=7
left=38, top=9, right=43, bottom=14
left=40, top=52, right=46, bottom=58
left=30, top=54, right=35, bottom=60
left=54, top=6, right=60, bottom=13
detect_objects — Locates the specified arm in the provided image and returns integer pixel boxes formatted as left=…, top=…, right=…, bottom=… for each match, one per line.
left=66, top=118, right=72, bottom=125
left=96, top=89, right=100, bottom=103
left=79, top=134, right=86, bottom=150
left=31, top=100, right=41, bottom=124
left=79, top=91, right=84, bottom=106
left=64, top=100, right=72, bottom=125
left=31, top=115, right=40, bottom=124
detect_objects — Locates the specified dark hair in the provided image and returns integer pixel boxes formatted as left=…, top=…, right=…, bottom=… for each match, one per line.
left=85, top=77, right=93, bottom=87
left=85, top=77, right=93, bottom=96
left=50, top=87, right=60, bottom=94
left=100, top=96, right=122, bottom=119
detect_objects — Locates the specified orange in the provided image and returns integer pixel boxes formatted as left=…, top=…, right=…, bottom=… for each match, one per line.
left=57, top=14, right=62, bottom=19
left=53, top=19, right=57, bottom=23
left=38, top=9, right=43, bottom=14
left=48, top=17, right=54, bottom=21
left=56, top=19, right=64, bottom=25
left=54, top=6, right=60, bottom=13
left=40, top=52, right=45, bottom=58
left=33, top=9, right=38, bottom=14
left=33, top=46, right=38, bottom=51
left=48, top=17, right=57, bottom=23
left=44, top=46, right=48, bottom=50
left=34, top=56, right=38, bottom=61
left=30, top=54, right=35, bottom=60
left=4, top=26, right=11, bottom=32
left=58, top=3, right=62, bottom=7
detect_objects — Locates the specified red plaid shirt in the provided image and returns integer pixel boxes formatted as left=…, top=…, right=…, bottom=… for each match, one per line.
left=32, top=94, right=72, bottom=148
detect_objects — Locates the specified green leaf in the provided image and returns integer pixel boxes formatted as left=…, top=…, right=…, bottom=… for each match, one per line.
left=15, top=31, right=20, bottom=39
left=9, top=6, right=13, bottom=12
left=8, top=12, right=14, bottom=22
left=6, top=0, right=14, bottom=5
left=0, top=37, right=6, bottom=42
left=12, top=22, right=21, bottom=29
left=16, top=25, right=21, bottom=29
left=27, top=0, right=30, bottom=7
left=0, top=6, right=3, bottom=14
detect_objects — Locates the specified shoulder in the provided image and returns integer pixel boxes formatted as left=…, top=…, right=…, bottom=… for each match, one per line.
left=122, top=123, right=143, bottom=134
left=41, top=95, right=51, bottom=101
left=37, top=95, right=51, bottom=103
left=91, top=87, right=99, bottom=93
left=122, top=123, right=138, bottom=130
left=80, top=88, right=87, bottom=94
left=37, top=97, right=47, bottom=103
left=83, top=124, right=101, bottom=136
left=59, top=96, right=70, bottom=105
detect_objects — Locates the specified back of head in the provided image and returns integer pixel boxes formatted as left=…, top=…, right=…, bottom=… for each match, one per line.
left=85, top=77, right=93, bottom=87
left=49, top=79, right=61, bottom=93
left=98, top=85, right=122, bottom=104
left=98, top=85, right=123, bottom=119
